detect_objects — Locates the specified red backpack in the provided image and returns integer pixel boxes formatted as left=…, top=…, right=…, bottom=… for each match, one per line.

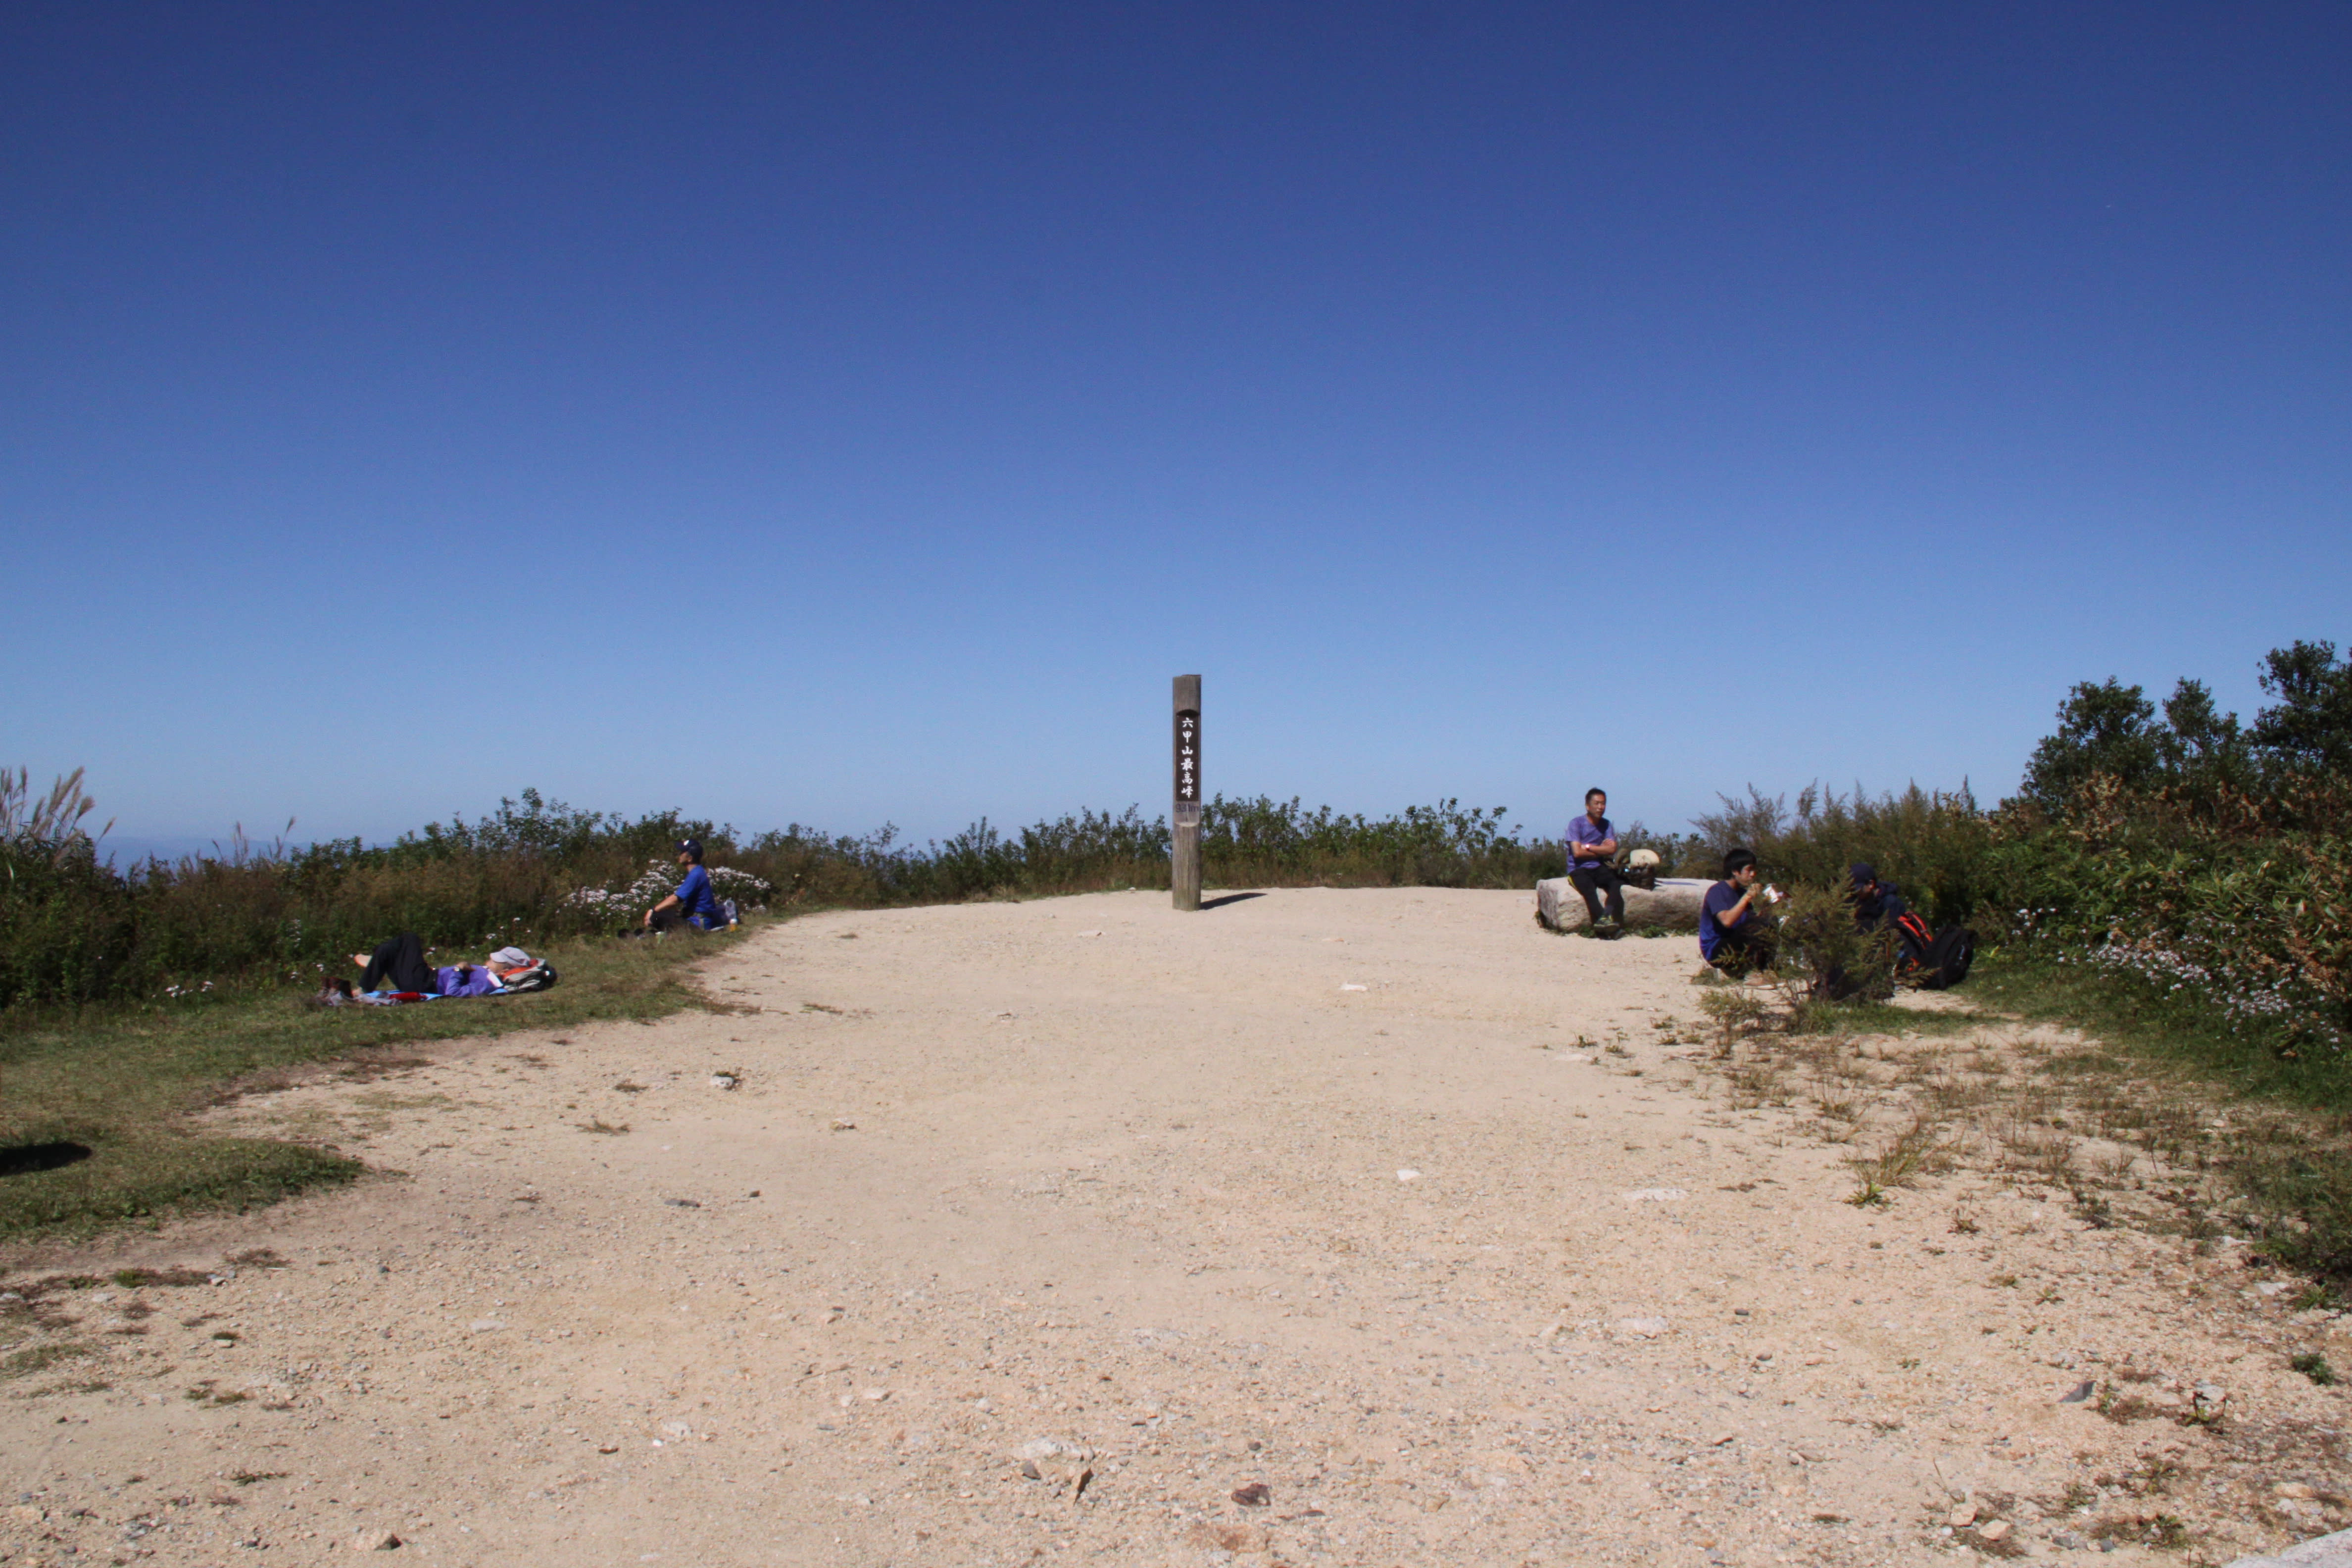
left=1892, top=912, right=1974, bottom=990
left=1892, top=911, right=1935, bottom=958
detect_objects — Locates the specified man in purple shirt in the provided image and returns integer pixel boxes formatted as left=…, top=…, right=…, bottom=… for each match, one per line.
left=1700, top=847, right=1779, bottom=975
left=1565, top=787, right=1626, bottom=933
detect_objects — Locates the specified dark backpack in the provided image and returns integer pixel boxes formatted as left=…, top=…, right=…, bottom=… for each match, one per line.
left=1892, top=913, right=1973, bottom=990
left=500, top=964, right=558, bottom=993
left=1919, top=926, right=1974, bottom=989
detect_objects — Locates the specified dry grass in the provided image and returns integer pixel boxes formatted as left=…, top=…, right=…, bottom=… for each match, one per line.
left=1696, top=988, right=1773, bottom=1059
left=1673, top=970, right=2352, bottom=1286
left=1846, top=1114, right=1957, bottom=1194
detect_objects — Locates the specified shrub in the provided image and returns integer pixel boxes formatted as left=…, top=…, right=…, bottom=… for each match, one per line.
left=1685, top=782, right=1997, bottom=929
left=0, top=776, right=1578, bottom=1008
left=1996, top=774, right=2352, bottom=1063
left=1765, top=880, right=1898, bottom=1004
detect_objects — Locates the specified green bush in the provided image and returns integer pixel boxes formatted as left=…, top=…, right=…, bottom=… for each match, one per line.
left=1994, top=774, right=2352, bottom=1070
left=0, top=779, right=1577, bottom=1009
left=0, top=840, right=142, bottom=1008
left=1682, top=781, right=1997, bottom=929
left=1767, top=879, right=1899, bottom=1002
left=1666, top=643, right=2352, bottom=1078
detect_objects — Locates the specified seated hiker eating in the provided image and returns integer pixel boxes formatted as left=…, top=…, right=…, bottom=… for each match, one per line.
left=1699, top=847, right=1780, bottom=976
left=644, top=837, right=729, bottom=933
left=1566, top=787, right=1626, bottom=933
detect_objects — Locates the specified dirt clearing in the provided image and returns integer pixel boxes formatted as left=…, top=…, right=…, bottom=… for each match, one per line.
left=3, top=888, right=2345, bottom=1566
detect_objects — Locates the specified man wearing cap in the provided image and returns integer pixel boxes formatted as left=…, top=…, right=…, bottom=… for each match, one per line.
left=644, top=839, right=728, bottom=932
left=1850, top=864, right=1908, bottom=932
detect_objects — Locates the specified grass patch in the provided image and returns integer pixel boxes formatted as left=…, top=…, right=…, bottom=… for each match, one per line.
left=0, top=924, right=752, bottom=1242
left=1831, top=999, right=2002, bottom=1038
left=1966, top=954, right=2352, bottom=1282
left=1967, top=956, right=2352, bottom=1110
left=2, top=1341, right=93, bottom=1378
left=1683, top=945, right=2352, bottom=1286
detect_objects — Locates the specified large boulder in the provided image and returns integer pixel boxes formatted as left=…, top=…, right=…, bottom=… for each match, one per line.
left=1537, top=876, right=1710, bottom=933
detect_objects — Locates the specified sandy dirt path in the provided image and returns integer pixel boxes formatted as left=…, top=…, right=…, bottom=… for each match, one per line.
left=3, top=888, right=2346, bottom=1568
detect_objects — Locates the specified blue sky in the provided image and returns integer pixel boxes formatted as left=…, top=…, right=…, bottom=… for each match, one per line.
left=4, top=2, right=2348, bottom=856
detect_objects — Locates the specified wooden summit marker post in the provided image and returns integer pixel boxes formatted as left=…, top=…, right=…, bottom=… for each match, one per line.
left=1172, top=674, right=1202, bottom=911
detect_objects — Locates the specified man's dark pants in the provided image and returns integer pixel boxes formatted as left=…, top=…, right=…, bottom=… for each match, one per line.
left=1708, top=921, right=1779, bottom=977
left=1570, top=865, right=1626, bottom=928
left=359, top=932, right=436, bottom=993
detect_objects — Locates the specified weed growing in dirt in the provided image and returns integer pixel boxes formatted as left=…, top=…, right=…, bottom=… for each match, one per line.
left=1845, top=1116, right=1952, bottom=1198
left=1, top=1341, right=92, bottom=1378
left=2290, top=1351, right=2338, bottom=1386
left=1697, top=990, right=1771, bottom=1058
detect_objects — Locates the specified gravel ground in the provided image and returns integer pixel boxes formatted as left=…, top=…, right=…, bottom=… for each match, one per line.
left=2, top=887, right=2347, bottom=1568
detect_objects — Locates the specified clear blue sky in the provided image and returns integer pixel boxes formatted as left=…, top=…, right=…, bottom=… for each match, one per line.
left=5, top=2, right=2348, bottom=856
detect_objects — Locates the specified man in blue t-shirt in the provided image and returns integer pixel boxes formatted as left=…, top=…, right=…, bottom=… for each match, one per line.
left=644, top=838, right=730, bottom=933
left=1699, top=847, right=1779, bottom=975
left=1565, top=787, right=1627, bottom=933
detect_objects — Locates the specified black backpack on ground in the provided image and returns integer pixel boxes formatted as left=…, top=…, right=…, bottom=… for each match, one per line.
left=1891, top=912, right=1973, bottom=990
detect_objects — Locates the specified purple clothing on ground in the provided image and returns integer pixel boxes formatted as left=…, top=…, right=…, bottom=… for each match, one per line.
left=435, top=964, right=500, bottom=997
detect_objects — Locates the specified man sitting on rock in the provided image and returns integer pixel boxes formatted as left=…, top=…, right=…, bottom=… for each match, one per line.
left=1700, top=847, right=1779, bottom=976
left=1566, top=787, right=1626, bottom=934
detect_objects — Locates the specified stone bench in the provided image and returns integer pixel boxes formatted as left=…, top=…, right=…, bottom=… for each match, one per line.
left=1536, top=876, right=1710, bottom=933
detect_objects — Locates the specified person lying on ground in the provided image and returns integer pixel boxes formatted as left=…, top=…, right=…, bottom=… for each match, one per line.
left=1700, top=848, right=1780, bottom=977
left=484, top=944, right=539, bottom=980
left=642, top=837, right=730, bottom=933
left=1566, top=787, right=1626, bottom=933
left=349, top=931, right=502, bottom=996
